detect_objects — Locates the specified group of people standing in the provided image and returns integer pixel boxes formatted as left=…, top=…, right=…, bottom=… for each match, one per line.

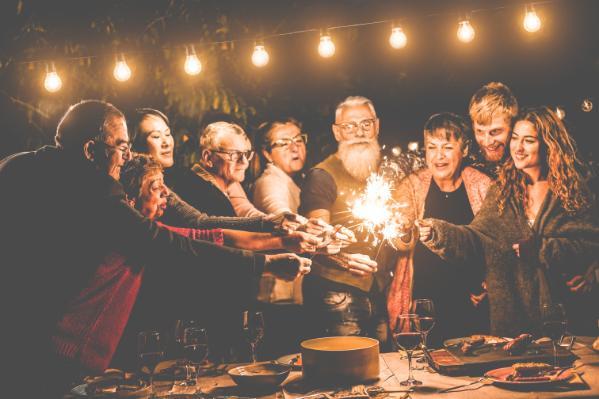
left=1, top=82, right=597, bottom=397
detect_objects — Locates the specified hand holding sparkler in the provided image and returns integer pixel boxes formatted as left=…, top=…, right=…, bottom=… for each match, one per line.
left=416, top=219, right=434, bottom=242
left=338, top=253, right=378, bottom=276
left=281, top=230, right=324, bottom=254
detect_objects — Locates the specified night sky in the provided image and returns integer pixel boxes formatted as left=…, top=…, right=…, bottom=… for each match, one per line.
left=1, top=0, right=597, bottom=164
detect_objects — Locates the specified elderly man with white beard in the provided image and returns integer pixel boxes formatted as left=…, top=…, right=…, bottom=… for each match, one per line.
left=300, top=96, right=395, bottom=348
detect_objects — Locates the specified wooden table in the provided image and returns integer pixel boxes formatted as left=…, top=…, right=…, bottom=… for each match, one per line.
left=196, top=337, right=599, bottom=399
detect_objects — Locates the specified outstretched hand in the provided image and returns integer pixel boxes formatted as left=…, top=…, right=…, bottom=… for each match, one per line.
left=264, top=253, right=312, bottom=281
left=416, top=219, right=434, bottom=242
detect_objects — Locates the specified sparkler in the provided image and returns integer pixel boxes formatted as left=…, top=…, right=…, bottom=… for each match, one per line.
left=349, top=172, right=408, bottom=249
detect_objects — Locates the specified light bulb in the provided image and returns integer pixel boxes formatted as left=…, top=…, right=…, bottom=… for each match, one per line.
left=44, top=63, right=62, bottom=93
left=555, top=107, right=566, bottom=120
left=251, top=44, right=269, bottom=67
left=184, top=46, right=202, bottom=75
left=407, top=141, right=419, bottom=152
left=581, top=99, right=593, bottom=112
left=318, top=34, right=335, bottom=58
left=391, top=146, right=402, bottom=156
left=523, top=6, right=541, bottom=33
left=457, top=20, right=475, bottom=43
left=113, top=55, right=131, bottom=82
left=389, top=27, right=407, bottom=49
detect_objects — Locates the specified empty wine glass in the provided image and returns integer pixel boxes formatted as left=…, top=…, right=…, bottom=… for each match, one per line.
left=541, top=303, right=567, bottom=367
left=138, top=330, right=165, bottom=389
left=242, top=311, right=264, bottom=363
left=182, top=327, right=209, bottom=386
left=412, top=298, right=435, bottom=363
left=393, top=314, right=423, bottom=386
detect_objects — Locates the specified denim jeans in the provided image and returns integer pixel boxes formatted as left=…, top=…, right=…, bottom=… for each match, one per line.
left=303, top=277, right=389, bottom=349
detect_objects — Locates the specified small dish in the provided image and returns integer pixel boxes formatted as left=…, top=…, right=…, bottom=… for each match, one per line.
left=276, top=353, right=302, bottom=370
left=484, top=366, right=574, bottom=387
left=227, top=362, right=292, bottom=388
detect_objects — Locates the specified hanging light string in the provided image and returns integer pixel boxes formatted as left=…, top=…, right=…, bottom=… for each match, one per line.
left=15, top=0, right=560, bottom=67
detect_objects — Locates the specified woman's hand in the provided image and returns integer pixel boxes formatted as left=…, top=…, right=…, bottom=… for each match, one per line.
left=416, top=219, right=434, bottom=242
left=281, top=231, right=322, bottom=253
left=264, top=253, right=312, bottom=281
left=338, top=253, right=378, bottom=276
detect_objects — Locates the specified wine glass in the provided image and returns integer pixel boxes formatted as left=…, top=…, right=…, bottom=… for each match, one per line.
left=242, top=311, right=264, bottom=363
left=138, top=330, right=165, bottom=389
left=393, top=314, right=423, bottom=386
left=182, top=327, right=209, bottom=386
left=541, top=303, right=567, bottom=367
left=412, top=299, right=435, bottom=363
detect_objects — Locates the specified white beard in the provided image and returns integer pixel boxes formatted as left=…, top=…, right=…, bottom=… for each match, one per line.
left=338, top=139, right=381, bottom=181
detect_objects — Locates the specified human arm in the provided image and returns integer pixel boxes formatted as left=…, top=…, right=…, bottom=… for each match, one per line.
left=227, top=182, right=266, bottom=218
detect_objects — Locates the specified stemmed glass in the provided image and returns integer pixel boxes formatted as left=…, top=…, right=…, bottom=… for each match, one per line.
left=138, top=330, right=165, bottom=389
left=541, top=303, right=567, bottom=367
left=413, top=299, right=436, bottom=363
left=393, top=314, right=423, bottom=386
left=242, top=311, right=265, bottom=363
left=182, top=327, right=209, bottom=386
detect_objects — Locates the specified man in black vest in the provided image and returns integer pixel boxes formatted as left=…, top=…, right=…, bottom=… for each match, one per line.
left=301, top=96, right=394, bottom=347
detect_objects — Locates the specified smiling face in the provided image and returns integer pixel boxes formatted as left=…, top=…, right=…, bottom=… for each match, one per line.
left=425, top=130, right=467, bottom=183
left=209, top=132, right=252, bottom=184
left=138, top=115, right=175, bottom=168
left=473, top=115, right=511, bottom=163
left=137, top=170, right=170, bottom=220
left=511, top=120, right=542, bottom=175
left=264, top=122, right=306, bottom=175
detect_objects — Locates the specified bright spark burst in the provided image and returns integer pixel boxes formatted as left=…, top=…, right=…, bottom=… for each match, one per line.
left=350, top=173, right=407, bottom=249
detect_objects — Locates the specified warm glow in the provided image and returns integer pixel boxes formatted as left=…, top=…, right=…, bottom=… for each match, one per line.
left=184, top=46, right=202, bottom=75
left=389, top=27, right=407, bottom=49
left=523, top=6, right=541, bottom=33
left=251, top=44, right=269, bottom=67
left=407, top=141, right=419, bottom=152
left=555, top=107, right=566, bottom=120
left=44, top=63, right=62, bottom=93
left=318, top=34, right=335, bottom=58
left=457, top=20, right=475, bottom=43
left=113, top=55, right=131, bottom=82
left=581, top=99, right=593, bottom=112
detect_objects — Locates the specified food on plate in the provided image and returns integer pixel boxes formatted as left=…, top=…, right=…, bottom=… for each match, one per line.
left=506, top=362, right=553, bottom=381
left=502, top=333, right=533, bottom=355
left=460, top=336, right=486, bottom=354
left=84, top=369, right=147, bottom=396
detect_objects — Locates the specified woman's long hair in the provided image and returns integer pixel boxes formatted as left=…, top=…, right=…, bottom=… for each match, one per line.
left=497, top=106, right=591, bottom=215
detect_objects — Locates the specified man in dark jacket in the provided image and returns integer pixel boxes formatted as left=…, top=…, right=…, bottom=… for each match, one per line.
left=0, top=100, right=310, bottom=397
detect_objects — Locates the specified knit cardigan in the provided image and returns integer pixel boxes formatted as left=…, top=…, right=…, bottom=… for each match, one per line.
left=386, top=167, right=492, bottom=329
left=423, top=184, right=599, bottom=337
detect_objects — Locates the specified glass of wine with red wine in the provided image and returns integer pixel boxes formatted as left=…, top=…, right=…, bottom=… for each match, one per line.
left=393, top=314, right=423, bottom=386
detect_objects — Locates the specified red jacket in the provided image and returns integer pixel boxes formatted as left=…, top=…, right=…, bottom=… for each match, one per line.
left=51, top=224, right=223, bottom=372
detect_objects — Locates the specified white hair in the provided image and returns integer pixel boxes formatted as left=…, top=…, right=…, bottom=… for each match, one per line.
left=334, top=96, right=377, bottom=122
left=200, top=121, right=248, bottom=150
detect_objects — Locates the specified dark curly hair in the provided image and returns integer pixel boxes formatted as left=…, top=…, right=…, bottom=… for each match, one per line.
left=120, top=153, right=163, bottom=200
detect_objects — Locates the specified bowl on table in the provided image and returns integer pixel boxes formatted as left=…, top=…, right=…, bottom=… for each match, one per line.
left=227, top=362, right=292, bottom=389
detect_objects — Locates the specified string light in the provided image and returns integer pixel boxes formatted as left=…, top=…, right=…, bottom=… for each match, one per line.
left=184, top=45, right=202, bottom=75
left=555, top=106, right=566, bottom=120
left=113, top=54, right=131, bottom=82
left=457, top=18, right=475, bottom=43
left=251, top=43, right=269, bottom=67
left=581, top=99, right=593, bottom=112
left=523, top=4, right=541, bottom=33
left=44, top=62, right=62, bottom=93
left=389, top=26, right=407, bottom=49
left=318, top=32, right=335, bottom=58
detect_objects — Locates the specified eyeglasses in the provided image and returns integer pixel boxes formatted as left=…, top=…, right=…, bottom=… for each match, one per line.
left=211, top=149, right=255, bottom=163
left=269, top=134, right=308, bottom=150
left=335, top=118, right=377, bottom=135
left=97, top=139, right=132, bottom=155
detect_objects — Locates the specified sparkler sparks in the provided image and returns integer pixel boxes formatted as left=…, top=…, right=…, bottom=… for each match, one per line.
left=350, top=173, right=408, bottom=249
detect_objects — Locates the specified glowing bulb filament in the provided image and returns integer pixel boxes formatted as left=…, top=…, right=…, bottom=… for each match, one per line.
left=251, top=44, right=269, bottom=67
left=44, top=63, right=62, bottom=93
left=389, top=27, right=407, bottom=49
left=457, top=20, right=475, bottom=43
left=318, top=34, right=335, bottom=58
left=523, top=7, right=541, bottom=33
left=113, top=55, right=131, bottom=82
left=184, top=46, right=202, bottom=75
